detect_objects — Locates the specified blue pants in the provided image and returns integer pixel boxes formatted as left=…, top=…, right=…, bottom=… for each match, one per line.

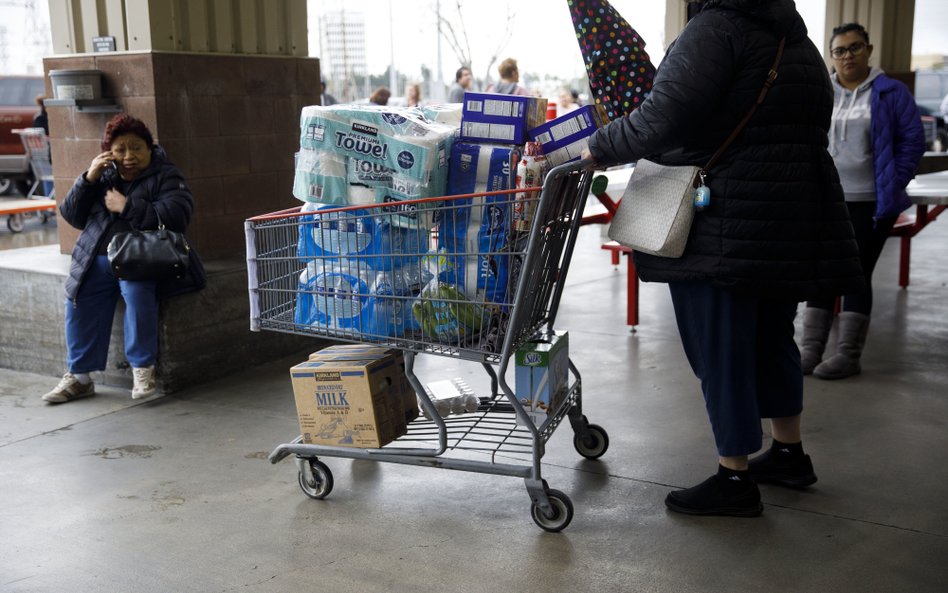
left=669, top=281, right=803, bottom=457
left=65, top=256, right=159, bottom=373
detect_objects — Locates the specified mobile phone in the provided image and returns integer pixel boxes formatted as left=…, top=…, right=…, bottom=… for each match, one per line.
left=109, top=160, right=118, bottom=172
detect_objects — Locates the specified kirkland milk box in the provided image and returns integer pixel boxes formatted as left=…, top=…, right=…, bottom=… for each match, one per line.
left=515, top=331, right=570, bottom=427
left=289, top=345, right=417, bottom=448
left=527, top=104, right=609, bottom=166
left=460, top=92, right=547, bottom=144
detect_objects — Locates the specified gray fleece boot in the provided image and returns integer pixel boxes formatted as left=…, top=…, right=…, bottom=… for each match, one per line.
left=800, top=307, right=833, bottom=375
left=813, top=312, right=870, bottom=380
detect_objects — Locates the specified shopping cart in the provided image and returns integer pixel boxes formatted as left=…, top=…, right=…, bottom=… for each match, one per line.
left=3, top=128, right=56, bottom=233
left=12, top=128, right=55, bottom=200
left=245, top=160, right=609, bottom=531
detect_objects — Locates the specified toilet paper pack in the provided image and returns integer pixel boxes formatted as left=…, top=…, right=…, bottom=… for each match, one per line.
left=439, top=142, right=521, bottom=303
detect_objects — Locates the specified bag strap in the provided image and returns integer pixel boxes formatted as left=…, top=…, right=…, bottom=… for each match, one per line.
left=152, top=204, right=165, bottom=230
left=702, top=37, right=786, bottom=176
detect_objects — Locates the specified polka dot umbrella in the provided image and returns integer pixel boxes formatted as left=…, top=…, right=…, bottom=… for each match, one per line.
left=567, top=0, right=656, bottom=121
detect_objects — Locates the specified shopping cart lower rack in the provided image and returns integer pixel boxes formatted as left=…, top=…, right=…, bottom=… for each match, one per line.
left=245, top=160, right=608, bottom=532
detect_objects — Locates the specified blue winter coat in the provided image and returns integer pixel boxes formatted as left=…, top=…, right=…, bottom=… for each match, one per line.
left=869, top=75, right=926, bottom=220
left=59, top=145, right=206, bottom=301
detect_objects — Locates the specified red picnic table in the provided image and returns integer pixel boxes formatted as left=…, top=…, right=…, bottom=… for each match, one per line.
left=896, top=170, right=948, bottom=287
left=586, top=167, right=948, bottom=328
left=0, top=197, right=56, bottom=233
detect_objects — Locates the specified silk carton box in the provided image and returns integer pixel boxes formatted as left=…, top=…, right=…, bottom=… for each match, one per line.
left=514, top=331, right=570, bottom=427
left=460, top=92, right=547, bottom=144
left=290, top=346, right=417, bottom=448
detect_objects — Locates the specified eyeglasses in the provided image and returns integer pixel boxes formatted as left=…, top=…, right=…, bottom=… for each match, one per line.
left=830, top=42, right=867, bottom=59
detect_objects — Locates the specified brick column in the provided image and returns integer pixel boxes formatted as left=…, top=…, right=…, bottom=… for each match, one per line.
left=45, top=51, right=320, bottom=260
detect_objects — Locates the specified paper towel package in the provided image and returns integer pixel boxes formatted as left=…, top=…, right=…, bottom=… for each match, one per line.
left=528, top=104, right=609, bottom=166
left=299, top=104, right=454, bottom=183
left=294, top=105, right=457, bottom=224
left=460, top=93, right=547, bottom=144
left=421, top=103, right=464, bottom=126
left=292, top=149, right=349, bottom=204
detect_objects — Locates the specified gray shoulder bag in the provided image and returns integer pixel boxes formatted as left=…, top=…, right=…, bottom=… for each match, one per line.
left=608, top=37, right=786, bottom=257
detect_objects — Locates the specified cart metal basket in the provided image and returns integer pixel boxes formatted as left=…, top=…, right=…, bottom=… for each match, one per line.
left=245, top=160, right=608, bottom=531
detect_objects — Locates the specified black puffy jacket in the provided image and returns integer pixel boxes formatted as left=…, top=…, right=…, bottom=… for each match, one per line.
left=60, top=145, right=205, bottom=301
left=588, top=0, right=863, bottom=302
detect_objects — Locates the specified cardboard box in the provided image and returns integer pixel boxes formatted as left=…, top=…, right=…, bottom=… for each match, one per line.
left=290, top=346, right=418, bottom=448
left=528, top=104, right=609, bottom=166
left=460, top=93, right=547, bottom=144
left=309, top=345, right=418, bottom=430
left=515, top=332, right=570, bottom=427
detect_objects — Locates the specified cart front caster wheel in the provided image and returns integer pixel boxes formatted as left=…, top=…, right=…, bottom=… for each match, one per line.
left=530, top=489, right=573, bottom=532
left=7, top=214, right=24, bottom=233
left=574, top=424, right=609, bottom=459
left=298, top=458, right=333, bottom=500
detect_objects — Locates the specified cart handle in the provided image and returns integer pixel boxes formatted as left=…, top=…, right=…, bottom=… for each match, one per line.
left=246, top=185, right=542, bottom=223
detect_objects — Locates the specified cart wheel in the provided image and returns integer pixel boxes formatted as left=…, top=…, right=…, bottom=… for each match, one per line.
left=7, top=214, right=25, bottom=233
left=298, top=458, right=333, bottom=500
left=573, top=424, right=609, bottom=460
left=530, top=489, right=573, bottom=532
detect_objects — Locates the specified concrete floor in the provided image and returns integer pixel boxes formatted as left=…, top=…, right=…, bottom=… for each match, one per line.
left=2, top=216, right=947, bottom=593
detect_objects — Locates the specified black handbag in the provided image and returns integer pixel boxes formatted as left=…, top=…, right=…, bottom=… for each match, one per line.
left=107, top=207, right=191, bottom=281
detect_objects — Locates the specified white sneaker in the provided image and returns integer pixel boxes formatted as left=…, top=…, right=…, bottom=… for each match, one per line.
left=43, top=373, right=95, bottom=404
left=131, top=366, right=157, bottom=400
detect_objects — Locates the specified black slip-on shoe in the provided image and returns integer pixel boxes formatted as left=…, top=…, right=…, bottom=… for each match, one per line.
left=664, top=474, right=763, bottom=517
left=749, top=449, right=818, bottom=489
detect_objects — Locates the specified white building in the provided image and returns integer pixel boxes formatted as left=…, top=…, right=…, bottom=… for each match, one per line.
left=318, top=10, right=368, bottom=102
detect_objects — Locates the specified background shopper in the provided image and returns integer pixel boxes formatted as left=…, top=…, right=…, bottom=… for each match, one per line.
left=801, top=23, right=926, bottom=380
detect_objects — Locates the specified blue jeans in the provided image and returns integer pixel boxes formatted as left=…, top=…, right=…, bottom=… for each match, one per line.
left=669, top=281, right=803, bottom=457
left=65, top=256, right=159, bottom=373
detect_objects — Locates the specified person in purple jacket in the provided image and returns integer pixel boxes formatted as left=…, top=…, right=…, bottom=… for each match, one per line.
left=799, top=23, right=926, bottom=380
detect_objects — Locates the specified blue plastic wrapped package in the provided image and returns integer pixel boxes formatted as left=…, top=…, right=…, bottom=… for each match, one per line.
left=439, top=142, right=519, bottom=303
left=297, top=204, right=428, bottom=271
left=294, top=261, right=427, bottom=338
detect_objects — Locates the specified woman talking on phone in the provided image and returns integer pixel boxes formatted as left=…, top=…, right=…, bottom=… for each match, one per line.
left=43, top=114, right=204, bottom=404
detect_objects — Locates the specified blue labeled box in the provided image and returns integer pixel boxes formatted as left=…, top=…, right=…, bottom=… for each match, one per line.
left=460, top=92, right=548, bottom=144
left=528, top=104, right=609, bottom=166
